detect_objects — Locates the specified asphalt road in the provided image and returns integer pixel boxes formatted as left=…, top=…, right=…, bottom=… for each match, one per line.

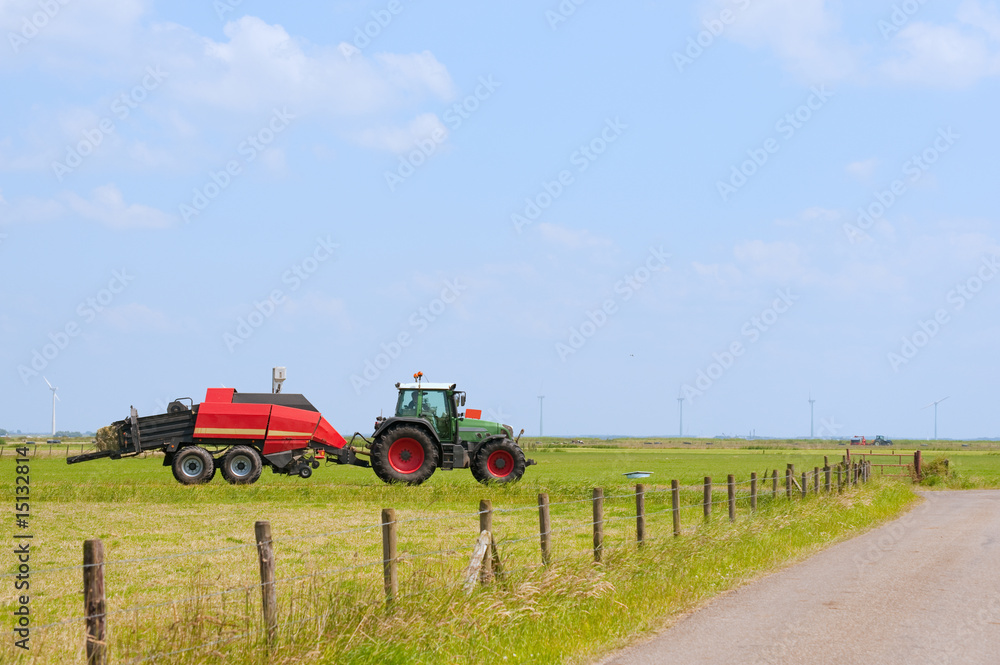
left=597, top=490, right=1000, bottom=665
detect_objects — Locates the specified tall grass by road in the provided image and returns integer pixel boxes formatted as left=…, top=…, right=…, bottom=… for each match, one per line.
left=2, top=449, right=916, bottom=665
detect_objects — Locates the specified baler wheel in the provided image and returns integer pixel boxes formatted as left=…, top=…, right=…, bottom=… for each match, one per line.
left=220, top=446, right=263, bottom=485
left=172, top=446, right=215, bottom=485
left=371, top=426, right=439, bottom=485
left=471, top=439, right=527, bottom=484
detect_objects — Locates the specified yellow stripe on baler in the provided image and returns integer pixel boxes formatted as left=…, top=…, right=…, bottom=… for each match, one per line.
left=267, top=430, right=315, bottom=438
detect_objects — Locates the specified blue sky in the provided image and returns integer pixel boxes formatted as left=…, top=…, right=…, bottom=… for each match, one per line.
left=2, top=0, right=999, bottom=439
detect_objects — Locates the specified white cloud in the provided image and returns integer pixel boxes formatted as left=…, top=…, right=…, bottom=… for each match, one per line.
left=877, top=1, right=1000, bottom=87
left=0, top=12, right=457, bottom=173
left=63, top=184, right=174, bottom=229
left=704, top=0, right=859, bottom=82
left=703, top=0, right=1000, bottom=88
left=881, top=21, right=1000, bottom=87
left=0, top=184, right=174, bottom=229
left=733, top=239, right=807, bottom=282
left=538, top=223, right=615, bottom=250
left=167, top=17, right=455, bottom=115
left=846, top=158, right=878, bottom=180
left=353, top=113, right=448, bottom=153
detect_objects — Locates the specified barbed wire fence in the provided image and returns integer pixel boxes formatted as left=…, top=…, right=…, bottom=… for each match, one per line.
left=6, top=457, right=878, bottom=664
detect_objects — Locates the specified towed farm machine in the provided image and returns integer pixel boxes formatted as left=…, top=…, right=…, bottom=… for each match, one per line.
left=67, top=372, right=533, bottom=486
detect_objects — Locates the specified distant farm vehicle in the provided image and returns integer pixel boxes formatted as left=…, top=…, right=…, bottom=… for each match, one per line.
left=849, top=435, right=892, bottom=446
left=68, top=372, right=533, bottom=487
left=363, top=373, right=533, bottom=485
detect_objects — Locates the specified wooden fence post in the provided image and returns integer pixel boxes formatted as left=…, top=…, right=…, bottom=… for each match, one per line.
left=538, top=493, right=551, bottom=565
left=479, top=500, right=493, bottom=582
left=636, top=484, right=646, bottom=547
left=593, top=488, right=604, bottom=562
left=824, top=466, right=831, bottom=493
left=462, top=531, right=492, bottom=595
left=800, top=472, right=807, bottom=499
left=813, top=467, right=819, bottom=494
left=727, top=475, right=736, bottom=523
left=83, top=539, right=106, bottom=665
left=254, top=521, right=278, bottom=645
left=771, top=469, right=778, bottom=499
left=837, top=465, right=843, bottom=493
left=671, top=480, right=681, bottom=536
left=915, top=451, right=924, bottom=483
left=785, top=467, right=792, bottom=499
left=750, top=472, right=757, bottom=512
left=381, top=509, right=398, bottom=605
left=703, top=477, right=712, bottom=520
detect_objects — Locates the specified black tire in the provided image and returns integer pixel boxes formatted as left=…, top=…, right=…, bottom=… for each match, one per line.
left=472, top=439, right=526, bottom=484
left=220, top=446, right=263, bottom=485
left=172, top=446, right=215, bottom=485
left=370, top=425, right=439, bottom=485
left=298, top=465, right=312, bottom=479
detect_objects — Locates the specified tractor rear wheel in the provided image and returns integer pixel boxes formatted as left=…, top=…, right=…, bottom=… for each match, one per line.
left=472, top=439, right=526, bottom=484
left=220, top=446, right=263, bottom=485
left=371, top=426, right=439, bottom=485
left=172, top=446, right=215, bottom=485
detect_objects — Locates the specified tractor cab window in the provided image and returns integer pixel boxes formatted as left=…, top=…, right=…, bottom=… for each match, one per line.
left=396, top=390, right=419, bottom=417
left=419, top=390, right=453, bottom=440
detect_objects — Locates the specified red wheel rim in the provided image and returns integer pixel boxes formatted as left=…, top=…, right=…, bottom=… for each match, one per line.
left=388, top=438, right=425, bottom=474
left=487, top=450, right=515, bottom=478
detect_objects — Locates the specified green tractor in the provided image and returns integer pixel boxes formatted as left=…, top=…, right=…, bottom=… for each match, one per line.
left=365, top=374, right=533, bottom=485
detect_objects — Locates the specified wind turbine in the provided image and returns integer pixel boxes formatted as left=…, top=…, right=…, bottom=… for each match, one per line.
left=43, top=377, right=59, bottom=437
left=808, top=393, right=816, bottom=438
left=537, top=395, right=545, bottom=437
left=921, top=396, right=949, bottom=440
left=677, top=391, right=684, bottom=437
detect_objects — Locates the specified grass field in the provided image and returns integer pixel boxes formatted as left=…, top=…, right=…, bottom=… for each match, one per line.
left=0, top=444, right=974, bottom=664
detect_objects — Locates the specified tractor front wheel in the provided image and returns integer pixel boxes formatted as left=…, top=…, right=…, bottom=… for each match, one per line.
left=371, top=426, right=439, bottom=485
left=172, top=446, right=215, bottom=485
left=220, top=446, right=263, bottom=485
left=472, top=439, right=527, bottom=484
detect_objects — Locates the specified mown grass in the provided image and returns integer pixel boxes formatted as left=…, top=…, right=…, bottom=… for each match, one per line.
left=1, top=449, right=922, bottom=664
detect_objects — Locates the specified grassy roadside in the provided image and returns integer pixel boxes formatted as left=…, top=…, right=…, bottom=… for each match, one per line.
left=5, top=478, right=916, bottom=664
left=302, top=481, right=918, bottom=665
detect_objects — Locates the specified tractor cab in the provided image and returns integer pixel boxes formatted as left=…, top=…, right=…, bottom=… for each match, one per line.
left=393, top=382, right=464, bottom=442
